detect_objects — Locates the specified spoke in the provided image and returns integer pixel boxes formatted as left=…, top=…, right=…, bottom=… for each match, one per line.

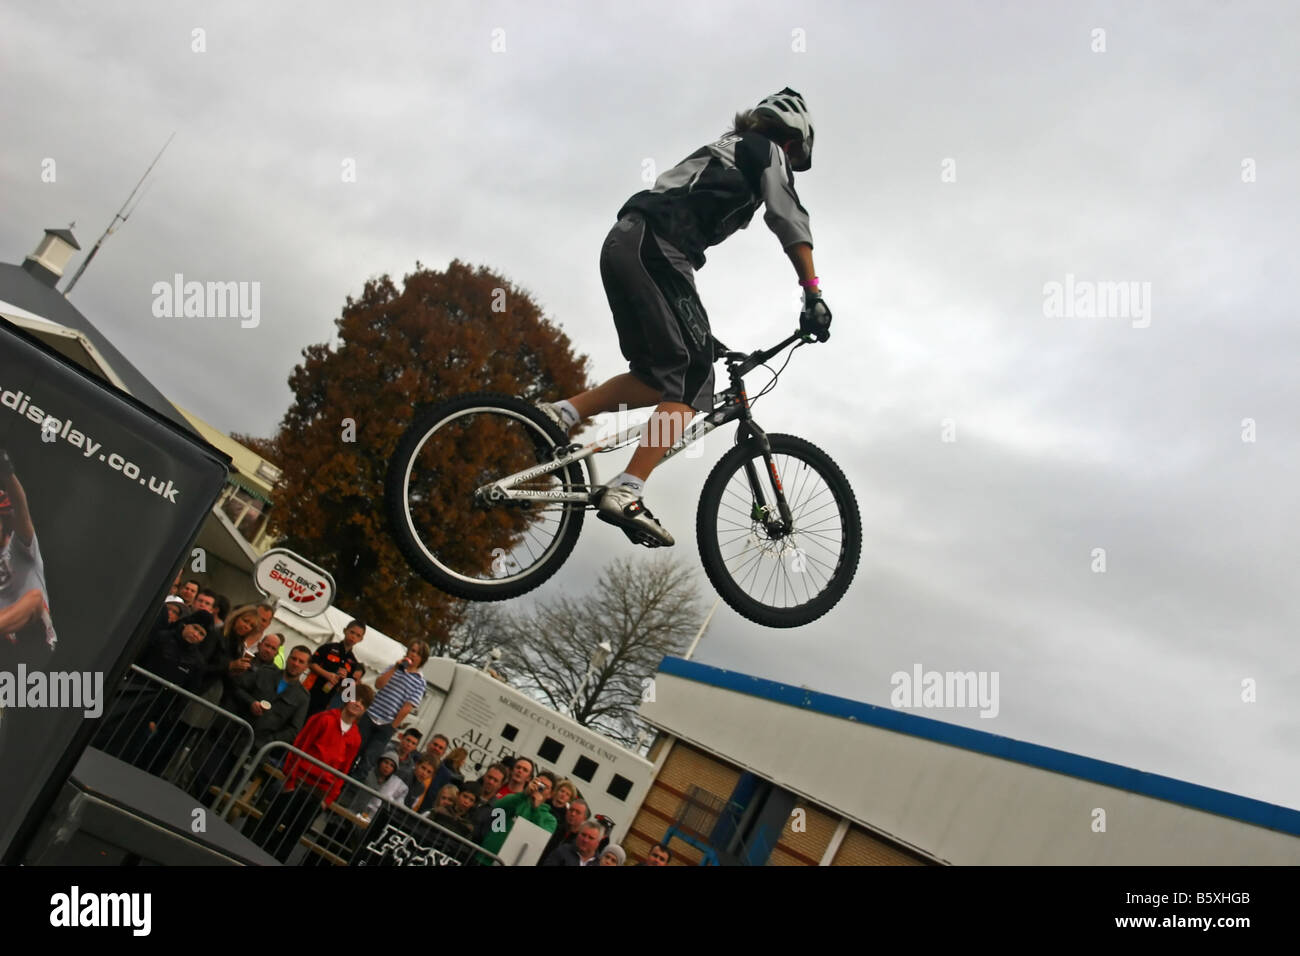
left=785, top=457, right=815, bottom=515
left=718, top=530, right=759, bottom=549
left=722, top=488, right=756, bottom=512
left=735, top=548, right=768, bottom=591
left=404, top=407, right=578, bottom=585
left=793, top=529, right=844, bottom=553
left=760, top=551, right=782, bottom=606
left=794, top=496, right=840, bottom=525
left=717, top=519, right=759, bottom=533
left=795, top=550, right=831, bottom=590
left=519, top=525, right=546, bottom=565
left=706, top=446, right=854, bottom=613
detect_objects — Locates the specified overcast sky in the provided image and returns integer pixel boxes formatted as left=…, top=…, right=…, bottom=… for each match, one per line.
left=4, top=1, right=1298, bottom=811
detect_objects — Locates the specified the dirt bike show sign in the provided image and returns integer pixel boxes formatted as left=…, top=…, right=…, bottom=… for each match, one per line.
left=254, top=548, right=334, bottom=617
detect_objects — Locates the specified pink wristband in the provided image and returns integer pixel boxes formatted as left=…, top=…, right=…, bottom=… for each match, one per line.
left=800, top=277, right=820, bottom=289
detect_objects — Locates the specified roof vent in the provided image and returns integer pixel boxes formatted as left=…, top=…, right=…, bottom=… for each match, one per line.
left=22, top=224, right=81, bottom=288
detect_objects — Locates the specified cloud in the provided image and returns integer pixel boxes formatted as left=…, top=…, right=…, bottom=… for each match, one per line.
left=3, top=0, right=1297, bottom=808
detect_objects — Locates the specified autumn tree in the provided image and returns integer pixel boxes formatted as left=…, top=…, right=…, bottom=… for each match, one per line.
left=229, top=432, right=280, bottom=467
left=498, top=556, right=704, bottom=746
left=260, top=261, right=589, bottom=644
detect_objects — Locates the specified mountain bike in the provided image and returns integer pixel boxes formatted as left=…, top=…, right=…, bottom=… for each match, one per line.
left=385, top=329, right=861, bottom=628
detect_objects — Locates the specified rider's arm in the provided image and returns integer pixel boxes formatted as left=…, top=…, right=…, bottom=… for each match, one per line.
left=786, top=243, right=816, bottom=286
left=754, top=139, right=813, bottom=257
left=0, top=455, right=36, bottom=546
left=0, top=590, right=42, bottom=632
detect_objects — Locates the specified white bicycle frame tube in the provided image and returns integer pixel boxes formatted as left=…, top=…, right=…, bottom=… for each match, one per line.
left=483, top=414, right=721, bottom=505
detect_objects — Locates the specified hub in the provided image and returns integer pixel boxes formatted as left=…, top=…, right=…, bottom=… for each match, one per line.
left=750, top=502, right=787, bottom=540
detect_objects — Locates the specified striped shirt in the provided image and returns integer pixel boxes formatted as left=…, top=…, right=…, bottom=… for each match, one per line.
left=619, top=130, right=813, bottom=270
left=368, top=668, right=425, bottom=724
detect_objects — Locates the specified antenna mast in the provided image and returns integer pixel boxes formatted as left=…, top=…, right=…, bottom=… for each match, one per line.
left=63, top=132, right=174, bottom=296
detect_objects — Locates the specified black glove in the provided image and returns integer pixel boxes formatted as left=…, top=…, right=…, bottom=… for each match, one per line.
left=800, top=290, right=832, bottom=343
left=0, top=449, right=13, bottom=480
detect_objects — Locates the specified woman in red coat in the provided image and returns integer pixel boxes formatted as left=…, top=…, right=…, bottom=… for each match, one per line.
left=250, top=684, right=375, bottom=862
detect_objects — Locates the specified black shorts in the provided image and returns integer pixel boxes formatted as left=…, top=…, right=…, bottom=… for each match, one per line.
left=599, top=214, right=714, bottom=412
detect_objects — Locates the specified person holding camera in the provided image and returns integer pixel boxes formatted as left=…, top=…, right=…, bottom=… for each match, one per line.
left=477, top=771, right=559, bottom=864
left=350, top=639, right=429, bottom=779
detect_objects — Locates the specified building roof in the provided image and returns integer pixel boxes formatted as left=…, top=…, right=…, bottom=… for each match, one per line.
left=174, top=404, right=277, bottom=500
left=654, top=656, right=1300, bottom=838
left=47, top=227, right=81, bottom=249
left=0, top=262, right=193, bottom=432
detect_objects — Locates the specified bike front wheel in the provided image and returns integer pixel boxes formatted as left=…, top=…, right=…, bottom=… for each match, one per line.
left=697, top=433, right=861, bottom=628
left=385, top=392, right=590, bottom=601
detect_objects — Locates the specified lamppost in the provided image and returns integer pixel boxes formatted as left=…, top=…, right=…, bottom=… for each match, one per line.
left=569, top=640, right=613, bottom=716
left=684, top=596, right=721, bottom=660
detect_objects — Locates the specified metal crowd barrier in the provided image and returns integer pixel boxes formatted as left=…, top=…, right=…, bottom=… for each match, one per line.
left=93, top=664, right=255, bottom=808
left=222, top=741, right=506, bottom=867
left=93, top=667, right=507, bottom=866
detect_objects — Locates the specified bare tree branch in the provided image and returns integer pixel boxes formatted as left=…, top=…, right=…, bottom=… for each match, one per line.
left=438, top=603, right=521, bottom=674
left=502, top=555, right=703, bottom=746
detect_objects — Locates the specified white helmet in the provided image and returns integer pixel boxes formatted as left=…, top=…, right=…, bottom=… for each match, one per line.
left=754, top=87, right=814, bottom=171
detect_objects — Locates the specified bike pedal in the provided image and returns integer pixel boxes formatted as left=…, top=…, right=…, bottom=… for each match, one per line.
left=627, top=527, right=667, bottom=549
left=627, top=530, right=663, bottom=548
left=596, top=511, right=666, bottom=548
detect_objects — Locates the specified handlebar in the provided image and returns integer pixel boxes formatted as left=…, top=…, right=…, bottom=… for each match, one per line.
left=713, top=329, right=809, bottom=377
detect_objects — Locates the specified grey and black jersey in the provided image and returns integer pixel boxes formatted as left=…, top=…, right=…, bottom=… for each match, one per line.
left=618, top=130, right=813, bottom=270
left=0, top=531, right=48, bottom=610
left=0, top=530, right=55, bottom=653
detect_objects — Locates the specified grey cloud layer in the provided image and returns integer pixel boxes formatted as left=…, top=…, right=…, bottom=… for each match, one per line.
left=2, top=0, right=1296, bottom=806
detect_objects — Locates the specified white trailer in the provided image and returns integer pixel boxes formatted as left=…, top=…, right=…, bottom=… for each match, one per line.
left=267, top=606, right=653, bottom=843
left=407, top=658, right=653, bottom=844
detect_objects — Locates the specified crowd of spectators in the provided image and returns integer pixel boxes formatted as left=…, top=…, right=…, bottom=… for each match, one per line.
left=101, top=572, right=675, bottom=866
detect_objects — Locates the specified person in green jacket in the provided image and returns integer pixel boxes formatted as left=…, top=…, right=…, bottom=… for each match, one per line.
left=478, top=771, right=558, bottom=864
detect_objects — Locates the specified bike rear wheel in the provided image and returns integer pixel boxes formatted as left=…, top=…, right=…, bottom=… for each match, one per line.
left=385, top=393, right=590, bottom=601
left=696, top=433, right=861, bottom=628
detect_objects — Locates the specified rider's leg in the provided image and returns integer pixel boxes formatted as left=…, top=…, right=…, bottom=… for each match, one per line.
left=567, top=373, right=662, bottom=420
left=592, top=398, right=693, bottom=548
left=563, top=374, right=693, bottom=484
left=541, top=374, right=659, bottom=433
left=622, top=400, right=694, bottom=481
left=579, top=213, right=708, bottom=546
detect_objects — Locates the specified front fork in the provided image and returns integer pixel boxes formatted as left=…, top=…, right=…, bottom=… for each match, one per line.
left=737, top=421, right=794, bottom=538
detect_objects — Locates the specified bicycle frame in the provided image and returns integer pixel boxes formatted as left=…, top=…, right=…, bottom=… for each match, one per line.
left=480, top=331, right=808, bottom=535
